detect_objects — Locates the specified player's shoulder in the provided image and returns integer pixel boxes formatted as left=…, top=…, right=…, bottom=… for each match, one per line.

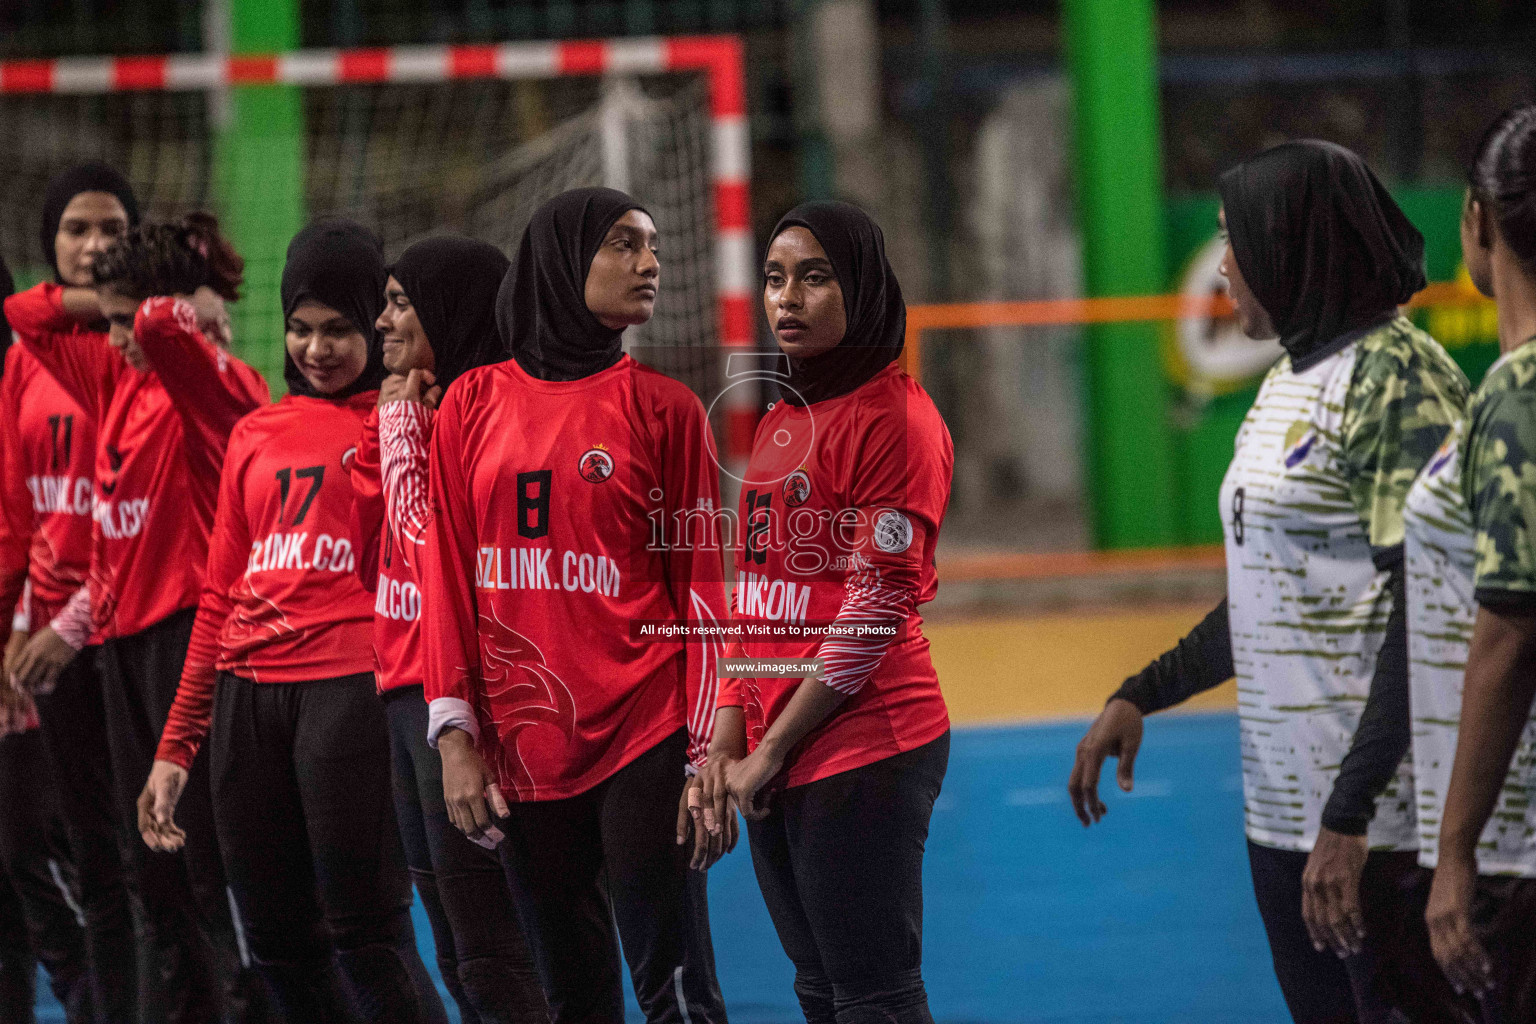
left=432, top=363, right=496, bottom=432
left=1353, top=316, right=1469, bottom=400
left=1477, top=339, right=1536, bottom=405
left=628, top=358, right=708, bottom=416
left=230, top=394, right=288, bottom=438
left=224, top=399, right=287, bottom=465
left=440, top=360, right=509, bottom=413
left=849, top=365, right=949, bottom=443
left=1471, top=342, right=1536, bottom=440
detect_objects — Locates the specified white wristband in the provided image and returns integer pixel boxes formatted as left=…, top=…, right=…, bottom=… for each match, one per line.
left=427, top=697, right=480, bottom=748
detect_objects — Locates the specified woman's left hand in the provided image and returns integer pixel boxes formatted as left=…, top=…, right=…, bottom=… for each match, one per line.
left=1301, top=826, right=1369, bottom=957
left=1426, top=854, right=1494, bottom=996
left=138, top=760, right=190, bottom=853
left=379, top=368, right=442, bottom=410
left=186, top=286, right=231, bottom=348
left=10, top=626, right=77, bottom=696
left=677, top=757, right=739, bottom=871
left=726, top=745, right=785, bottom=822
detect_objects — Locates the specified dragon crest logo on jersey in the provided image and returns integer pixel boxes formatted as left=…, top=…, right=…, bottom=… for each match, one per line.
left=782, top=469, right=811, bottom=507
left=1282, top=421, right=1316, bottom=469
left=578, top=445, right=614, bottom=484
left=873, top=510, right=914, bottom=553
left=477, top=610, right=578, bottom=801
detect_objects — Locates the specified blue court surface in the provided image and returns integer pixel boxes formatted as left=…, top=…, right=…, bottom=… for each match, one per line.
left=39, top=713, right=1291, bottom=1023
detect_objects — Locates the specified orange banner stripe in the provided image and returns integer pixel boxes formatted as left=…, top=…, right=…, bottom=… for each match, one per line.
left=901, top=281, right=1483, bottom=374
left=906, top=281, right=1476, bottom=336
left=937, top=545, right=1226, bottom=583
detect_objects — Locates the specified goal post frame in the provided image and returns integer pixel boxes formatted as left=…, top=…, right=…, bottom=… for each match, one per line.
left=0, top=34, right=758, bottom=462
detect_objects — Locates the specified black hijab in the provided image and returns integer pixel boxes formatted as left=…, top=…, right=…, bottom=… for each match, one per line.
left=40, top=162, right=141, bottom=282
left=768, top=201, right=906, bottom=406
left=391, top=236, right=510, bottom=391
left=497, top=187, right=646, bottom=382
left=0, top=254, right=14, bottom=373
left=280, top=217, right=388, bottom=399
left=1218, top=140, right=1425, bottom=372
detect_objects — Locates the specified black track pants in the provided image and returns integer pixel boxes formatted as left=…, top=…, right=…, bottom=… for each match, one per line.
left=1247, top=841, right=1468, bottom=1024
left=1465, top=875, right=1536, bottom=1024
left=0, top=727, right=91, bottom=1023
left=97, top=609, right=267, bottom=1024
left=33, top=648, right=139, bottom=1023
left=210, top=671, right=446, bottom=1024
left=384, top=685, right=548, bottom=1024
left=495, top=729, right=726, bottom=1024
left=745, top=732, right=949, bottom=1024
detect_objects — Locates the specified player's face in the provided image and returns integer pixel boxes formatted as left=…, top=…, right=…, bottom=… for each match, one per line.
left=99, top=286, right=149, bottom=372
left=286, top=299, right=369, bottom=395
left=584, top=209, right=660, bottom=330
left=1460, top=190, right=1495, bottom=299
left=1217, top=207, right=1277, bottom=340
left=56, top=192, right=129, bottom=287
left=377, top=276, right=435, bottom=375
left=763, top=226, right=846, bottom=358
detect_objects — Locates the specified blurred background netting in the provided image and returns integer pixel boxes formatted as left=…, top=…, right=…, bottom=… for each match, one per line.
left=0, top=75, right=718, bottom=397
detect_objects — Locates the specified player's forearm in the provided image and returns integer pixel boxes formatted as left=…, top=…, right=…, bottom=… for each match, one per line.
left=1113, top=598, right=1234, bottom=714
left=707, top=706, right=747, bottom=763
left=136, top=298, right=261, bottom=456
left=378, top=401, right=434, bottom=537
left=57, top=287, right=102, bottom=323
left=755, top=676, right=847, bottom=764
left=1438, top=604, right=1536, bottom=864
left=1322, top=568, right=1410, bottom=836
left=154, top=596, right=230, bottom=768
left=812, top=573, right=911, bottom=695
left=48, top=584, right=93, bottom=651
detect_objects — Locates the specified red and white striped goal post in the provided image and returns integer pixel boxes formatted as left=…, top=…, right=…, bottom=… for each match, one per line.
left=0, top=35, right=758, bottom=461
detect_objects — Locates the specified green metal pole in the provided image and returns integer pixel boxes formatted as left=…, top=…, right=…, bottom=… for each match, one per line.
left=791, top=0, right=834, bottom=201
left=214, top=0, right=306, bottom=393
left=1063, top=0, right=1178, bottom=548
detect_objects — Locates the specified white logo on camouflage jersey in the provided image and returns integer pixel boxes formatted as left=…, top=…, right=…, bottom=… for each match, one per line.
left=1283, top=421, right=1317, bottom=469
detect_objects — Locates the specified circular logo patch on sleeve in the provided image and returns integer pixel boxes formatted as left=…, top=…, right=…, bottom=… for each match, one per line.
left=872, top=510, right=914, bottom=553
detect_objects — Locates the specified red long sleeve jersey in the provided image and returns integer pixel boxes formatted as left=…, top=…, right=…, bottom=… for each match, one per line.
left=156, top=392, right=379, bottom=769
left=5, top=286, right=269, bottom=641
left=350, top=403, right=429, bottom=694
left=0, top=344, right=96, bottom=641
left=729, top=363, right=953, bottom=788
left=422, top=356, right=730, bottom=802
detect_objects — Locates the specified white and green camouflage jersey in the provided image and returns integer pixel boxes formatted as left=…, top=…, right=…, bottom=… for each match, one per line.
left=1405, top=338, right=1536, bottom=876
left=1220, top=316, right=1468, bottom=853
